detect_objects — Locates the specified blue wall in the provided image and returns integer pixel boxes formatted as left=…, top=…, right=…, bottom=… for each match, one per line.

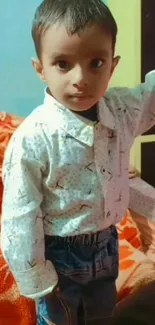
left=1, top=0, right=107, bottom=117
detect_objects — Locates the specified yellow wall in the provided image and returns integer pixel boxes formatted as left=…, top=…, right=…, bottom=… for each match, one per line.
left=108, top=0, right=141, bottom=88
left=108, top=0, right=141, bottom=166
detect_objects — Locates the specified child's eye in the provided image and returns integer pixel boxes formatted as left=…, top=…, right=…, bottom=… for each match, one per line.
left=56, top=60, right=68, bottom=70
left=91, top=58, right=104, bottom=68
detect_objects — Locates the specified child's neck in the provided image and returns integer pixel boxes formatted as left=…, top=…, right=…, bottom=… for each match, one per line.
left=75, top=104, right=98, bottom=122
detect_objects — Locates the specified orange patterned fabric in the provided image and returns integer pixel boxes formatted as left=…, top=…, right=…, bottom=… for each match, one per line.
left=117, top=210, right=143, bottom=250
left=116, top=238, right=155, bottom=301
left=129, top=210, right=155, bottom=262
left=116, top=211, right=155, bottom=301
left=0, top=111, right=155, bottom=324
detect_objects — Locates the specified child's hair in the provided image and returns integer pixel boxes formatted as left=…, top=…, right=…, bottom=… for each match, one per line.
left=32, top=0, right=117, bottom=59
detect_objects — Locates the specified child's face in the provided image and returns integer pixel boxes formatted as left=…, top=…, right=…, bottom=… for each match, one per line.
left=33, top=23, right=119, bottom=111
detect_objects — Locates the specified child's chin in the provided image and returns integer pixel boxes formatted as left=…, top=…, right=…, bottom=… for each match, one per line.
left=69, top=99, right=96, bottom=111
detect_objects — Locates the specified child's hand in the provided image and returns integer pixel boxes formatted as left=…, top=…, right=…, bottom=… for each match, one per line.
left=128, top=165, right=137, bottom=179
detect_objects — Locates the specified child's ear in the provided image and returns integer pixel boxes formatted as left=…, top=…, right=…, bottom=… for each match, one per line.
left=31, top=57, right=46, bottom=82
left=110, top=55, right=120, bottom=76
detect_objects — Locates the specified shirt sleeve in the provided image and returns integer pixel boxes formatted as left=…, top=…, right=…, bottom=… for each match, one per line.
left=1, top=130, right=58, bottom=299
left=106, top=70, right=155, bottom=137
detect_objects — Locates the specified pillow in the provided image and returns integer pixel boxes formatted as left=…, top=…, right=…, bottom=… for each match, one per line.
left=117, top=210, right=143, bottom=250
left=117, top=237, right=155, bottom=301
left=130, top=210, right=155, bottom=262
left=117, top=211, right=155, bottom=301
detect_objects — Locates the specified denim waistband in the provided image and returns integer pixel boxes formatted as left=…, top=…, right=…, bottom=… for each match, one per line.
left=45, top=225, right=117, bottom=247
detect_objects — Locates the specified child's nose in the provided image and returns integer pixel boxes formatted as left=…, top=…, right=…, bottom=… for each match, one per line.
left=72, top=66, right=89, bottom=88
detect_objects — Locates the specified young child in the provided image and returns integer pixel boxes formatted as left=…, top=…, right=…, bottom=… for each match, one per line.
left=1, top=1, right=155, bottom=324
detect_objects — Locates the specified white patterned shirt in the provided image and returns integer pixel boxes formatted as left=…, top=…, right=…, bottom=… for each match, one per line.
left=1, top=71, right=155, bottom=299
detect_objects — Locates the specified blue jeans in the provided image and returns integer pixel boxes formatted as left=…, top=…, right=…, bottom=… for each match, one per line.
left=37, top=225, right=118, bottom=325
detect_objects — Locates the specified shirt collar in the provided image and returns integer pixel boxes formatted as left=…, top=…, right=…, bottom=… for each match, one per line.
left=43, top=89, right=95, bottom=146
left=43, top=89, right=116, bottom=146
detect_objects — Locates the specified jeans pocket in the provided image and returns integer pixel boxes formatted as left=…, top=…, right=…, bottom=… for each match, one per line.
left=45, top=236, right=91, bottom=284
left=94, top=228, right=119, bottom=280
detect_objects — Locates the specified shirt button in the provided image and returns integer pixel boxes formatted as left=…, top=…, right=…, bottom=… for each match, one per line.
left=100, top=166, right=105, bottom=174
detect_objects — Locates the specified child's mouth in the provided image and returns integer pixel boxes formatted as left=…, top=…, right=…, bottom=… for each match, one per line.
left=70, top=93, right=92, bottom=100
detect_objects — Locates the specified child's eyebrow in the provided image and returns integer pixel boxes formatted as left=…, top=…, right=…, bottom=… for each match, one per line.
left=50, top=52, right=71, bottom=59
left=50, top=49, right=110, bottom=60
left=90, top=50, right=110, bottom=57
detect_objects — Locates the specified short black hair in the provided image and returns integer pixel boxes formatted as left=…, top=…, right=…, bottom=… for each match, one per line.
left=32, top=0, right=118, bottom=59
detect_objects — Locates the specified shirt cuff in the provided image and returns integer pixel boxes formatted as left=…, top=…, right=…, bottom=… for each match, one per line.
left=13, top=260, right=58, bottom=299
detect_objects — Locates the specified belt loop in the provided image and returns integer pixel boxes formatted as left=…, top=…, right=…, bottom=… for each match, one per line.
left=88, top=233, right=91, bottom=246
left=96, top=231, right=99, bottom=246
left=91, top=232, right=95, bottom=246
left=84, top=234, right=87, bottom=246
left=72, top=235, right=76, bottom=246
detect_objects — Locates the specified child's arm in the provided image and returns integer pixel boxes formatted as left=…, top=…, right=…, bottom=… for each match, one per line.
left=105, top=70, right=155, bottom=137
left=1, top=128, right=58, bottom=299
